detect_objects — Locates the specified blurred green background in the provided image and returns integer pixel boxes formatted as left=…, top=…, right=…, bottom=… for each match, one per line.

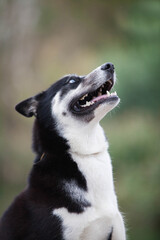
left=0, top=0, right=160, bottom=239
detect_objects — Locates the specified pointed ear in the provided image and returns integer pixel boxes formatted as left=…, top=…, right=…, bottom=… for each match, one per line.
left=15, top=92, right=45, bottom=118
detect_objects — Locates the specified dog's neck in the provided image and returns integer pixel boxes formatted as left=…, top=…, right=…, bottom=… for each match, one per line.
left=56, top=120, right=109, bottom=156
left=32, top=119, right=69, bottom=157
left=32, top=119, right=108, bottom=158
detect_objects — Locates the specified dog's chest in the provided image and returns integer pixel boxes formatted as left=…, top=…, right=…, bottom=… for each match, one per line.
left=53, top=151, right=118, bottom=240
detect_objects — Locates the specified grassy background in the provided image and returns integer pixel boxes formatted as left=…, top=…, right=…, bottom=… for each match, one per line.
left=0, top=0, right=160, bottom=239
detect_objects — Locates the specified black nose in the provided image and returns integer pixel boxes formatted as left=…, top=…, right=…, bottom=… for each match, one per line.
left=101, top=62, right=114, bottom=73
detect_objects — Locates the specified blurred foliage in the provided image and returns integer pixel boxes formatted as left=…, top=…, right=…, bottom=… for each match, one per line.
left=102, top=111, right=160, bottom=240
left=0, top=0, right=160, bottom=239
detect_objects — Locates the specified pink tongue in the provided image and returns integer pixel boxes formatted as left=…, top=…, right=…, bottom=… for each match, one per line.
left=92, top=94, right=108, bottom=102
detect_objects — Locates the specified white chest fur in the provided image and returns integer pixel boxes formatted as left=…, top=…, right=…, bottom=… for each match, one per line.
left=53, top=150, right=121, bottom=240
left=51, top=107, right=125, bottom=239
left=73, top=150, right=118, bottom=210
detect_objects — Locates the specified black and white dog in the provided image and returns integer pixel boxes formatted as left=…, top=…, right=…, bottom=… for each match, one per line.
left=0, top=63, right=126, bottom=240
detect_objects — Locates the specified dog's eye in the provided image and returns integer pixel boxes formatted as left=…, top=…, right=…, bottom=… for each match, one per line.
left=68, top=79, right=76, bottom=84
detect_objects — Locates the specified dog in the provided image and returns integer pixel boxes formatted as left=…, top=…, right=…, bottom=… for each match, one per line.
left=0, top=63, right=126, bottom=240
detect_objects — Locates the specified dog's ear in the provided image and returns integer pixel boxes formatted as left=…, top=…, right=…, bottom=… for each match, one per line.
left=15, top=92, right=45, bottom=118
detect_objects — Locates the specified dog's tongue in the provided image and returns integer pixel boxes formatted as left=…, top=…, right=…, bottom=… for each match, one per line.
left=92, top=94, right=108, bottom=103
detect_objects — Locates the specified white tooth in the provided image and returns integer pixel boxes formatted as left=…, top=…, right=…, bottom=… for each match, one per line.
left=82, top=94, right=87, bottom=98
left=110, top=91, right=117, bottom=96
left=108, top=79, right=112, bottom=85
left=107, top=91, right=110, bottom=96
left=81, top=101, right=94, bottom=108
left=82, top=103, right=87, bottom=107
left=80, top=96, right=85, bottom=100
left=86, top=101, right=90, bottom=106
left=80, top=94, right=87, bottom=100
left=100, top=88, right=102, bottom=92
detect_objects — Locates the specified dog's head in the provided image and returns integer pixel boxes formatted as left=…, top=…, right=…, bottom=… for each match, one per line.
left=16, top=63, right=120, bottom=154
left=16, top=63, right=119, bottom=122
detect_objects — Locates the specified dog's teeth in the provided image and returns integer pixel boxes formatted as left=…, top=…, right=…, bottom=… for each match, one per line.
left=81, top=104, right=85, bottom=107
left=80, top=93, right=89, bottom=100
left=86, top=101, right=90, bottom=106
left=80, top=96, right=85, bottom=100
left=81, top=101, right=89, bottom=107
left=99, top=88, right=102, bottom=92
left=87, top=101, right=94, bottom=106
left=81, top=101, right=94, bottom=108
left=88, top=101, right=94, bottom=106
left=108, top=79, right=112, bottom=85
left=111, top=91, right=117, bottom=96
left=107, top=91, right=110, bottom=96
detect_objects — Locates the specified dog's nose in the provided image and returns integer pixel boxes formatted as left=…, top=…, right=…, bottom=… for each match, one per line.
left=101, top=62, right=114, bottom=73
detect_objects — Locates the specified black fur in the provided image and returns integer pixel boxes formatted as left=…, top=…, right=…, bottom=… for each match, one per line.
left=107, top=228, right=113, bottom=240
left=0, top=75, right=90, bottom=240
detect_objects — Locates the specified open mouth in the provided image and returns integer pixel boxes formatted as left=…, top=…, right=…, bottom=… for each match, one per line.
left=71, top=77, right=118, bottom=114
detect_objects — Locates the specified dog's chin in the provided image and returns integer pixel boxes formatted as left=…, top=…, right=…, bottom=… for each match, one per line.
left=93, top=97, right=120, bottom=122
